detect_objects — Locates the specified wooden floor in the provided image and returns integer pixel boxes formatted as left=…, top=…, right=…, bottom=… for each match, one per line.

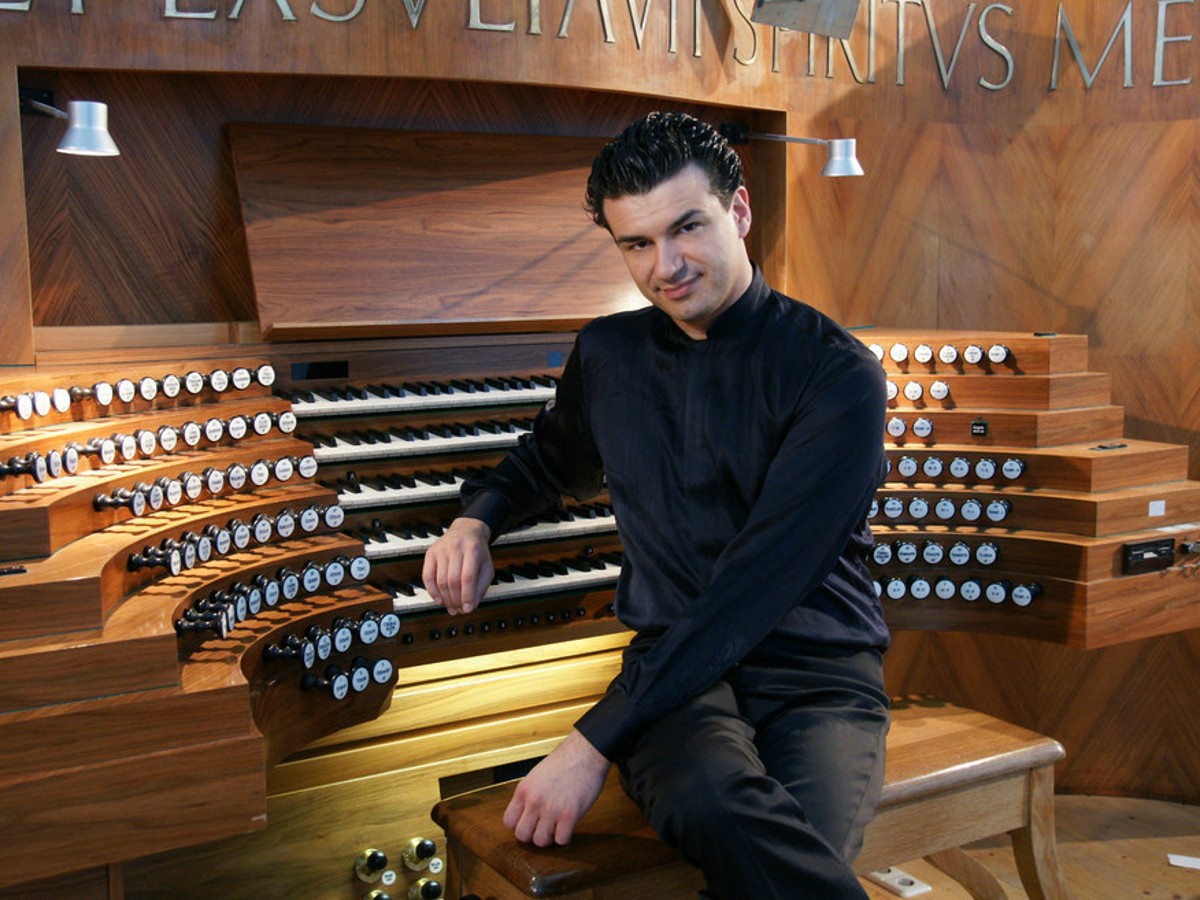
left=860, top=795, right=1200, bottom=899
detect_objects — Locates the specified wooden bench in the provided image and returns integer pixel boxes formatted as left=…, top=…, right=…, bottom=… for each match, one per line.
left=432, top=696, right=1073, bottom=899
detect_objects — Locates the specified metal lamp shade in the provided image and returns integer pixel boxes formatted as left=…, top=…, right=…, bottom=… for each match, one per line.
left=57, top=101, right=120, bottom=157
left=820, top=139, right=863, bottom=178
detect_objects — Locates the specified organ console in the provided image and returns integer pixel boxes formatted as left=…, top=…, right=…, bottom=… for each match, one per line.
left=4, top=322, right=1200, bottom=900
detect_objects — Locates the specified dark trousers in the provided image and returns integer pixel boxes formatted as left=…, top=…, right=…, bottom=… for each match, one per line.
left=617, top=642, right=889, bottom=900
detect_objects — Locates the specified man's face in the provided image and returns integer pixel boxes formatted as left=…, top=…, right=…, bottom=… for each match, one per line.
left=604, top=164, right=753, bottom=341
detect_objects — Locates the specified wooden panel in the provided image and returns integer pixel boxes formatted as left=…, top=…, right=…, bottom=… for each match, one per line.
left=885, top=372, right=1111, bottom=411
left=0, top=733, right=267, bottom=891
left=0, top=626, right=179, bottom=714
left=885, top=440, right=1189, bottom=494
left=0, top=65, right=32, bottom=365
left=0, top=685, right=251, bottom=782
left=883, top=628, right=1200, bottom=804
left=864, top=331, right=1090, bottom=377
left=884, top=404, right=1124, bottom=448
left=19, top=71, right=739, bottom=334
left=0, top=0, right=783, bottom=111
left=0, top=865, right=116, bottom=900
left=230, top=123, right=645, bottom=338
left=874, top=481, right=1200, bottom=537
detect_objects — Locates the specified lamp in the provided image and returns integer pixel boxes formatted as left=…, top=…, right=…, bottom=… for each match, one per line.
left=18, top=88, right=120, bottom=157
left=720, top=124, right=863, bottom=177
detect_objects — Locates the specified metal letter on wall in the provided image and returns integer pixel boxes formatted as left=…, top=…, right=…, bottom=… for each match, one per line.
left=978, top=3, right=1014, bottom=91
left=1050, top=1, right=1134, bottom=89
left=1153, top=0, right=1194, bottom=87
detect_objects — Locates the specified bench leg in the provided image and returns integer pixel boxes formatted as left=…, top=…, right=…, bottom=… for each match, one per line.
left=1009, top=767, right=1072, bottom=900
left=925, top=847, right=1008, bottom=900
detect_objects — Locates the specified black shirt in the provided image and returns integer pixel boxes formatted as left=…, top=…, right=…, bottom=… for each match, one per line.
left=461, top=268, right=890, bottom=761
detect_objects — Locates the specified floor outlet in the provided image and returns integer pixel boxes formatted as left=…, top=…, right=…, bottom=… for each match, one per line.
left=865, top=866, right=933, bottom=897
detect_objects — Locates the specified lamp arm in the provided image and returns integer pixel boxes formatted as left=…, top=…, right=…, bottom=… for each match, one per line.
left=743, top=132, right=828, bottom=147
left=21, top=97, right=68, bottom=120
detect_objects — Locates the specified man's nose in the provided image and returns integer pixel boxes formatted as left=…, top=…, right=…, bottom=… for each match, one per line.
left=654, top=239, right=683, bottom=280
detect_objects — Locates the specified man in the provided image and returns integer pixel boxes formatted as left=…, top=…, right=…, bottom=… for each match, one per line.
left=423, top=111, right=890, bottom=898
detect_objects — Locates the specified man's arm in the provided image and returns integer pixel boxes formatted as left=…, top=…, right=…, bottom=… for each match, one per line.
left=422, top=518, right=611, bottom=839
left=422, top=341, right=603, bottom=615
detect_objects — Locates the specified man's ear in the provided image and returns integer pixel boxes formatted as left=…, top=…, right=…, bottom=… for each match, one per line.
left=731, top=186, right=752, bottom=238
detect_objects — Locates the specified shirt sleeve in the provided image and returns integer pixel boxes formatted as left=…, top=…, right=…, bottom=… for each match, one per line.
left=573, top=346, right=889, bottom=761
left=459, top=340, right=606, bottom=537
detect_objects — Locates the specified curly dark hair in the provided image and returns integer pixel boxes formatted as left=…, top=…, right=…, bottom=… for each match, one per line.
left=584, top=112, right=744, bottom=231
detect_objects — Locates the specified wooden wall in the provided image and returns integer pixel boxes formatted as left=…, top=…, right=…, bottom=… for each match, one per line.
left=3, top=0, right=1200, bottom=804
left=780, top=3, right=1200, bottom=803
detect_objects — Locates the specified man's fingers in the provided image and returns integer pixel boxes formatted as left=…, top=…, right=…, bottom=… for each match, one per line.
left=422, top=518, right=493, bottom=615
left=502, top=795, right=524, bottom=833
left=532, top=813, right=560, bottom=848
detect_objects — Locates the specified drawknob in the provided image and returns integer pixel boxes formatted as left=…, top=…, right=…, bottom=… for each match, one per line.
left=402, top=837, right=437, bottom=871
left=407, top=878, right=443, bottom=899
left=354, top=847, right=388, bottom=883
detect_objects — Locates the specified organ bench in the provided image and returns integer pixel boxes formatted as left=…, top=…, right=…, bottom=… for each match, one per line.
left=432, top=696, right=1071, bottom=900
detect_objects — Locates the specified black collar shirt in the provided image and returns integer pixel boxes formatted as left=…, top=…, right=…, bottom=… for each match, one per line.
left=461, top=268, right=890, bottom=761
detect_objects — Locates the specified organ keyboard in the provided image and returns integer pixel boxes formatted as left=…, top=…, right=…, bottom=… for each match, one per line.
left=288, top=374, right=557, bottom=418
left=5, top=328, right=1200, bottom=900
left=387, top=552, right=623, bottom=613
left=304, top=416, right=533, bottom=463
left=333, top=467, right=476, bottom=509
left=359, top=502, right=618, bottom=560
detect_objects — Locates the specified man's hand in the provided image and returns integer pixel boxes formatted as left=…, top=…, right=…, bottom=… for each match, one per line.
left=422, top=517, right=493, bottom=614
left=503, top=729, right=611, bottom=846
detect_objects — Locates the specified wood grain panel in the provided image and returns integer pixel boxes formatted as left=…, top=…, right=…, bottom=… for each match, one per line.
left=884, top=627, right=1200, bottom=804
left=0, top=732, right=267, bottom=891
left=0, top=0, right=784, bottom=112
left=230, top=123, right=645, bottom=338
left=885, top=439, right=1190, bottom=493
left=19, top=70, right=745, bottom=334
left=884, top=373, right=1111, bottom=410
left=789, top=119, right=943, bottom=327
left=863, top=331, right=1090, bottom=377
left=0, top=65, right=32, bottom=365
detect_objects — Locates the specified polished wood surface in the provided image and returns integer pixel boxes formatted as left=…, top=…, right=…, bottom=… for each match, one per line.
left=885, top=628, right=1200, bottom=804
left=886, top=439, right=1190, bottom=494
left=15, top=71, right=767, bottom=337
left=231, top=123, right=645, bottom=338
left=0, top=65, right=32, bottom=365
